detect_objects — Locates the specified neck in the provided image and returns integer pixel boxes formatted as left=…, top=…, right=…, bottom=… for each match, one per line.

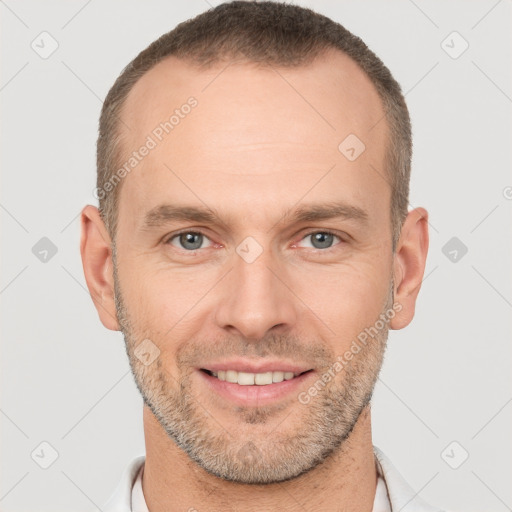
left=142, top=405, right=377, bottom=512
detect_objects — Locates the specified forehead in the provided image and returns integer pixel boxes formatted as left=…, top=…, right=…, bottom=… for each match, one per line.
left=116, top=49, right=389, bottom=232
left=122, top=49, right=386, bottom=144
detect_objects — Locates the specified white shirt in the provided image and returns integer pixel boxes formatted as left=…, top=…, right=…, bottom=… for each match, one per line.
left=101, top=446, right=446, bottom=512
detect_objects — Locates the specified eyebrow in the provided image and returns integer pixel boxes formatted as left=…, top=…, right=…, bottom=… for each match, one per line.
left=287, top=202, right=369, bottom=224
left=141, top=201, right=369, bottom=231
left=142, top=205, right=221, bottom=229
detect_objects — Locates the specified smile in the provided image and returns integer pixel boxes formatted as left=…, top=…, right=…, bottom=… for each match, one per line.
left=198, top=367, right=315, bottom=406
left=202, top=369, right=306, bottom=386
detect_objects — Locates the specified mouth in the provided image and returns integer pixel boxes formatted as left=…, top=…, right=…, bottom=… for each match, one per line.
left=198, top=366, right=315, bottom=407
left=200, top=368, right=312, bottom=386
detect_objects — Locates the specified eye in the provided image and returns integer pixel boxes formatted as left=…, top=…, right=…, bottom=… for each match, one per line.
left=297, top=231, right=342, bottom=250
left=167, top=231, right=212, bottom=251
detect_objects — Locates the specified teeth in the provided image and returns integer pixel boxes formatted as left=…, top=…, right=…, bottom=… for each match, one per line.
left=273, top=371, right=284, bottom=383
left=226, top=370, right=238, bottom=383
left=238, top=372, right=255, bottom=385
left=210, top=370, right=301, bottom=385
left=254, top=372, right=272, bottom=385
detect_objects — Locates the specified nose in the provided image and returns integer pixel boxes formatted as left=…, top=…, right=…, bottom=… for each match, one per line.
left=214, top=245, right=298, bottom=340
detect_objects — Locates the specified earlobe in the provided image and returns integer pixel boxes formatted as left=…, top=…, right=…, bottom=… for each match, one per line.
left=80, top=205, right=120, bottom=331
left=390, top=207, right=429, bottom=331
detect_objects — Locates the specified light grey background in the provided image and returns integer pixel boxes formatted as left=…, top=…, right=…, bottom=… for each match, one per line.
left=1, top=1, right=511, bottom=511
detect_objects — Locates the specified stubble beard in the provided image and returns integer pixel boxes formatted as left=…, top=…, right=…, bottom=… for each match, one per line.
left=113, top=260, right=392, bottom=484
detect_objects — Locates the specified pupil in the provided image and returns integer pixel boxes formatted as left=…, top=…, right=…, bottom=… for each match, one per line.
left=180, top=232, right=202, bottom=250
left=312, top=232, right=333, bottom=249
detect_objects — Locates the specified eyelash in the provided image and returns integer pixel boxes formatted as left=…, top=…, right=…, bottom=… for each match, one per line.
left=164, top=229, right=345, bottom=252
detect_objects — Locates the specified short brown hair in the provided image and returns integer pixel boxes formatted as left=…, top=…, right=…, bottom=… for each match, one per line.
left=97, top=1, right=411, bottom=250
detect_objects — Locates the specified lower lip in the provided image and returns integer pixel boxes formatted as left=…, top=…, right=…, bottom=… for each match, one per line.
left=197, top=370, right=315, bottom=407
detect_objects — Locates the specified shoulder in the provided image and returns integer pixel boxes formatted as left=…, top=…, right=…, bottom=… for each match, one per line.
left=101, top=454, right=146, bottom=512
left=374, top=446, right=453, bottom=512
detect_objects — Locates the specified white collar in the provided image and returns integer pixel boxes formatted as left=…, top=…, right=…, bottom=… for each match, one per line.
left=102, top=446, right=446, bottom=511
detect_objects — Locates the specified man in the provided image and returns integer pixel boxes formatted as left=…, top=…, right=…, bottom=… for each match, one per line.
left=80, top=2, right=440, bottom=510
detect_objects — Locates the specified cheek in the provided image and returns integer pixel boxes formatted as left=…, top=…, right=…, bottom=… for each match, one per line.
left=291, top=261, right=391, bottom=343
left=120, top=265, right=218, bottom=337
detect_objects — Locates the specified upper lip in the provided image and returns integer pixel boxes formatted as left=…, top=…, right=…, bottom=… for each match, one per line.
left=199, top=359, right=313, bottom=374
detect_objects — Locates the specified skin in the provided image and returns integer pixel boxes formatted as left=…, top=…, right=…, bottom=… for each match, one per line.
left=80, top=48, right=428, bottom=511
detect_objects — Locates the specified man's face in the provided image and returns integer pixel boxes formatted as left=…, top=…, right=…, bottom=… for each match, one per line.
left=113, top=50, right=395, bottom=484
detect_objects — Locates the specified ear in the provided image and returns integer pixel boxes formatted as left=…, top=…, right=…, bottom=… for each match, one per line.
left=390, top=207, right=429, bottom=330
left=80, top=205, right=120, bottom=331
